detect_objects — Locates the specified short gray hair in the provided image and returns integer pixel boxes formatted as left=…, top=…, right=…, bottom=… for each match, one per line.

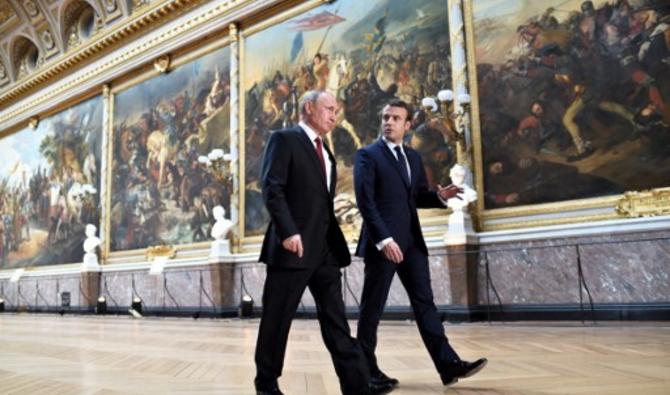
left=299, top=90, right=326, bottom=116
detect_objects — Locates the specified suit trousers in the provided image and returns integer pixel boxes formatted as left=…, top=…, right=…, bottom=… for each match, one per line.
left=255, top=249, right=369, bottom=395
left=357, top=244, right=461, bottom=376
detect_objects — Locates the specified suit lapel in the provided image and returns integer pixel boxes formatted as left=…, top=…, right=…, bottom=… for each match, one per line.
left=377, top=138, right=410, bottom=189
left=323, top=140, right=337, bottom=197
left=406, top=147, right=419, bottom=191
left=296, top=127, right=330, bottom=194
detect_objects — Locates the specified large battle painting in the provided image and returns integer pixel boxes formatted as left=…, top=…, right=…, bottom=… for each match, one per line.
left=0, top=97, right=103, bottom=268
left=244, top=0, right=455, bottom=236
left=111, top=46, right=231, bottom=251
left=473, top=0, right=670, bottom=209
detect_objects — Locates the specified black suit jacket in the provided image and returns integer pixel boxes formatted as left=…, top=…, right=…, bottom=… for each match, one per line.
left=259, top=126, right=350, bottom=268
left=354, top=138, right=443, bottom=259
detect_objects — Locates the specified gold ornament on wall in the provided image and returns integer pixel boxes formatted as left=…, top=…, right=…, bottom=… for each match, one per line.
left=146, top=245, right=177, bottom=260
left=153, top=54, right=171, bottom=73
left=28, top=115, right=39, bottom=129
left=616, top=188, right=670, bottom=218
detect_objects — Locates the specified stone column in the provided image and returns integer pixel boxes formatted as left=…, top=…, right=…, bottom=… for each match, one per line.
left=229, top=23, right=241, bottom=253
left=445, top=0, right=478, bottom=318
left=79, top=271, right=101, bottom=310
left=209, top=262, right=236, bottom=308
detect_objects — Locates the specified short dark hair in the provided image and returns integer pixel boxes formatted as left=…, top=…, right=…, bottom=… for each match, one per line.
left=383, top=99, right=413, bottom=121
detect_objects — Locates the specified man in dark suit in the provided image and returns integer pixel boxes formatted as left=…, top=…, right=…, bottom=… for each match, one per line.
left=354, top=99, right=487, bottom=388
left=255, top=91, right=394, bottom=395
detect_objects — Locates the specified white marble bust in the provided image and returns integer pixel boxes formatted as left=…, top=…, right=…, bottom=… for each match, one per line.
left=82, top=224, right=101, bottom=270
left=83, top=224, right=101, bottom=254
left=211, top=205, right=233, bottom=241
left=447, top=164, right=477, bottom=211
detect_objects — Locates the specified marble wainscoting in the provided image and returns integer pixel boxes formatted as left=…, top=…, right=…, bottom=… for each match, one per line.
left=101, top=263, right=241, bottom=313
left=0, top=273, right=95, bottom=311
left=236, top=252, right=453, bottom=312
left=477, top=230, right=670, bottom=306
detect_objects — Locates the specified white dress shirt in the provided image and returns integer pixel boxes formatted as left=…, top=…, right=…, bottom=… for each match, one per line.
left=375, top=137, right=413, bottom=251
left=299, top=121, right=332, bottom=191
left=383, top=137, right=412, bottom=182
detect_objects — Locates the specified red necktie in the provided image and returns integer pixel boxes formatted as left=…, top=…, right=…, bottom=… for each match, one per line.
left=314, top=137, right=327, bottom=183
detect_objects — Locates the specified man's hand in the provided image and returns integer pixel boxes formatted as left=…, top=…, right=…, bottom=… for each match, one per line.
left=282, top=234, right=303, bottom=258
left=437, top=184, right=463, bottom=200
left=382, top=241, right=404, bottom=264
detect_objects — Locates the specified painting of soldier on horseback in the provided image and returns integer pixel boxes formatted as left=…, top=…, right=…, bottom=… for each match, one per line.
left=111, top=46, right=231, bottom=251
left=0, top=96, right=103, bottom=268
left=243, top=0, right=456, bottom=236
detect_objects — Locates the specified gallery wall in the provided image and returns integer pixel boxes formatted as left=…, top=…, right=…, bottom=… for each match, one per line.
left=0, top=0, right=668, bottom=270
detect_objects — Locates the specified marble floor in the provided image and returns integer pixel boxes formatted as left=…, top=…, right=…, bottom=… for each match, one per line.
left=0, top=314, right=669, bottom=394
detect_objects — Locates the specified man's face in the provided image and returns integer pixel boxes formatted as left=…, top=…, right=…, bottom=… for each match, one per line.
left=304, top=92, right=338, bottom=136
left=532, top=103, right=544, bottom=116
left=381, top=105, right=411, bottom=144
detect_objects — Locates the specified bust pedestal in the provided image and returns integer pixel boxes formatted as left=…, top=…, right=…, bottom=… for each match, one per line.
left=209, top=239, right=231, bottom=262
left=81, top=253, right=100, bottom=271
left=445, top=210, right=477, bottom=246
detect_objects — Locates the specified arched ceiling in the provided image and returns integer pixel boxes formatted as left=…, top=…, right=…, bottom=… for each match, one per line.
left=0, top=0, right=152, bottom=92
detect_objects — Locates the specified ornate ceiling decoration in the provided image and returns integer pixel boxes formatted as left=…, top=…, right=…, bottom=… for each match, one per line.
left=0, top=0, right=203, bottom=100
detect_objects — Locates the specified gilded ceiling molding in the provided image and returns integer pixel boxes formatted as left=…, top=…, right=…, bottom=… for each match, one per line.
left=0, top=0, right=206, bottom=108
left=0, top=0, right=267, bottom=129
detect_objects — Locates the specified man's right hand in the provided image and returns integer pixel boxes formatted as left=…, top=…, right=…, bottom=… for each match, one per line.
left=282, top=234, right=303, bottom=258
left=382, top=241, right=404, bottom=264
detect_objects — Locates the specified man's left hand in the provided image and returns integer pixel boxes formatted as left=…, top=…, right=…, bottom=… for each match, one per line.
left=437, top=184, right=463, bottom=200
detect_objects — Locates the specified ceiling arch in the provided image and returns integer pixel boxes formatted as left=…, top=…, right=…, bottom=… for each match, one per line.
left=0, top=0, right=160, bottom=93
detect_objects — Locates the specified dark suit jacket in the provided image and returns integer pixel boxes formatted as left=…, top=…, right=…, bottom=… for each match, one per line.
left=259, top=126, right=350, bottom=268
left=354, top=138, right=443, bottom=259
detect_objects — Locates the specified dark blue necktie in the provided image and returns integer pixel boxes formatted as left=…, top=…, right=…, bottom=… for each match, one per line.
left=394, top=146, right=410, bottom=185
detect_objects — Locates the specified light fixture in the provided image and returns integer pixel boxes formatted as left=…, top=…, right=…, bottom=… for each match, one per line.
left=239, top=294, right=254, bottom=318
left=96, top=296, right=107, bottom=315
left=61, top=291, right=71, bottom=308
left=198, top=148, right=232, bottom=183
left=131, top=296, right=143, bottom=315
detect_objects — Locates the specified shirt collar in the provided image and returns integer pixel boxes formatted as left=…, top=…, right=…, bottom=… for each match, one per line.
left=382, top=136, right=405, bottom=154
left=299, top=121, right=321, bottom=142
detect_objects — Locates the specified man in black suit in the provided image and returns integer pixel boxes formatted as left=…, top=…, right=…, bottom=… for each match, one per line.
left=354, top=99, right=487, bottom=388
left=255, top=90, right=394, bottom=395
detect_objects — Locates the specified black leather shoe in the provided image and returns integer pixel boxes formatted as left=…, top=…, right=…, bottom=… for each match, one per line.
left=256, top=387, right=284, bottom=395
left=440, top=358, right=488, bottom=386
left=367, top=378, right=396, bottom=394
left=370, top=371, right=399, bottom=387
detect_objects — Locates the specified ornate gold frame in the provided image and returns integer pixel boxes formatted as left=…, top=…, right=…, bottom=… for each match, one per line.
left=104, top=32, right=234, bottom=261
left=238, top=0, right=456, bottom=243
left=0, top=91, right=105, bottom=268
left=462, top=0, right=670, bottom=231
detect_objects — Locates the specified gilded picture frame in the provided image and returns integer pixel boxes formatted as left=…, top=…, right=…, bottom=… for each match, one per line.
left=464, top=0, right=670, bottom=231
left=239, top=0, right=457, bottom=243
left=0, top=95, right=104, bottom=269
left=106, top=37, right=234, bottom=257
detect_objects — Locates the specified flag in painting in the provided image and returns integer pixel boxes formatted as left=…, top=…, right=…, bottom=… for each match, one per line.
left=367, top=10, right=387, bottom=53
left=290, top=32, right=304, bottom=61
left=290, top=11, right=345, bottom=31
